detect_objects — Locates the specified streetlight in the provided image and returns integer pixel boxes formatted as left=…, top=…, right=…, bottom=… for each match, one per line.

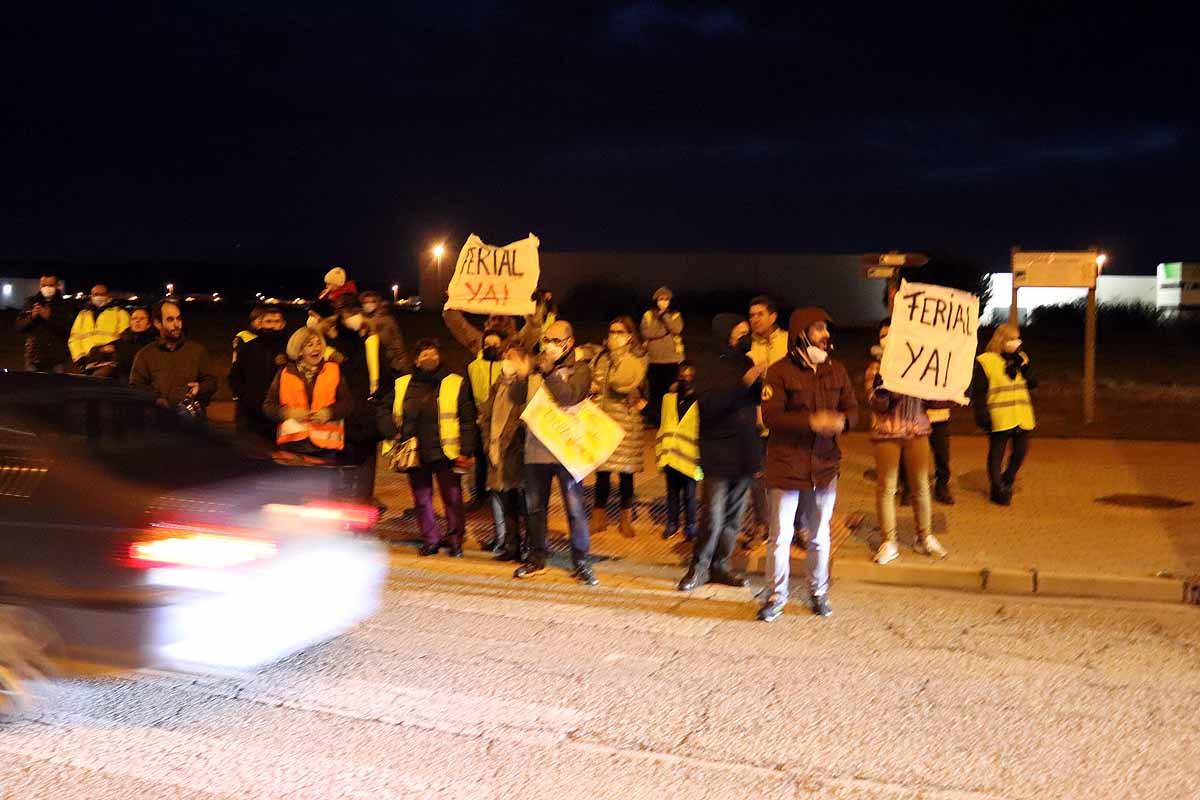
left=391, top=283, right=399, bottom=303
left=166, top=283, right=174, bottom=296
left=1096, top=253, right=1108, bottom=272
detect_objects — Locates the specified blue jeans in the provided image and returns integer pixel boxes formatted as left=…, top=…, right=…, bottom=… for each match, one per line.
left=690, top=475, right=753, bottom=574
left=524, top=463, right=590, bottom=567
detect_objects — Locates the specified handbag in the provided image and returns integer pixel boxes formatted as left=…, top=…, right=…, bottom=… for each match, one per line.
left=387, top=436, right=420, bottom=472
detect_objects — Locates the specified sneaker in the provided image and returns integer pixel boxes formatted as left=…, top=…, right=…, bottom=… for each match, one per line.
left=757, top=597, right=786, bottom=623
left=914, top=534, right=947, bottom=559
left=572, top=564, right=599, bottom=586
left=874, top=539, right=899, bottom=565
left=418, top=542, right=440, bottom=557
left=810, top=594, right=832, bottom=617
left=514, top=562, right=546, bottom=579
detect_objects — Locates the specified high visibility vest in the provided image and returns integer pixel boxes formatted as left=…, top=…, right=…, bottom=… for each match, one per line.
left=656, top=393, right=702, bottom=480
left=231, top=329, right=257, bottom=363
left=276, top=362, right=346, bottom=450
left=641, top=310, right=684, bottom=359
left=391, top=373, right=464, bottom=460
left=365, top=333, right=380, bottom=395
left=977, top=352, right=1036, bottom=432
left=69, top=306, right=130, bottom=361
left=467, top=353, right=501, bottom=406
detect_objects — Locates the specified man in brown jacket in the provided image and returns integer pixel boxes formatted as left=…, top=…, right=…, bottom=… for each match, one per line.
left=759, top=307, right=858, bottom=621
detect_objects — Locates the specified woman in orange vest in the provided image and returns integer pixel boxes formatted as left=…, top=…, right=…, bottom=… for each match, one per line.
left=263, top=328, right=353, bottom=459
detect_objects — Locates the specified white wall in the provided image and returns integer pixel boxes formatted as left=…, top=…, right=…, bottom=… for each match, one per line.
left=982, top=273, right=1157, bottom=323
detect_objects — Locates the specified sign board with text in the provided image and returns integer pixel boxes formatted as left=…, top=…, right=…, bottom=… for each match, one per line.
left=1012, top=251, right=1099, bottom=289
left=520, top=386, right=625, bottom=482
left=444, top=233, right=540, bottom=315
left=880, top=280, right=979, bottom=404
left=1156, top=262, right=1200, bottom=311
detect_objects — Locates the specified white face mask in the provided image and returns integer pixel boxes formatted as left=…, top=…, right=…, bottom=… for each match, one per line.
left=91, top=296, right=109, bottom=308
left=501, top=360, right=517, bottom=379
left=608, top=333, right=631, bottom=350
left=656, top=299, right=670, bottom=310
left=362, top=303, right=378, bottom=315
left=806, top=345, right=828, bottom=365
left=1004, top=338, right=1022, bottom=353
left=40, top=286, right=56, bottom=298
left=343, top=313, right=364, bottom=331
left=542, top=342, right=564, bottom=361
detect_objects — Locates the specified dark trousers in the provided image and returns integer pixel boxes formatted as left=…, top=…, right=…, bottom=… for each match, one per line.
left=645, top=363, right=678, bottom=425
left=490, top=488, right=527, bottom=558
left=988, top=428, right=1030, bottom=493
left=525, top=463, right=590, bottom=567
left=593, top=471, right=634, bottom=510
left=664, top=467, right=698, bottom=536
left=691, top=476, right=753, bottom=574
left=408, top=461, right=464, bottom=546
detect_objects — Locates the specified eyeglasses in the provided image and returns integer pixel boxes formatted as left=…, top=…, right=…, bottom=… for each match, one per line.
left=542, top=336, right=571, bottom=346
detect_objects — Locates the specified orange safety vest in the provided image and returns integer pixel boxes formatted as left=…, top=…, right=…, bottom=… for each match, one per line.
left=276, top=362, right=345, bottom=450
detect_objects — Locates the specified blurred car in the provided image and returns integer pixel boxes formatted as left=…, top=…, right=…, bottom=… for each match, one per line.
left=0, top=372, right=388, bottom=683
left=395, top=295, right=423, bottom=312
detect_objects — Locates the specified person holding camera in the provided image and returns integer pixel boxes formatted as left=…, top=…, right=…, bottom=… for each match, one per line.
left=15, top=274, right=72, bottom=373
left=129, top=299, right=217, bottom=416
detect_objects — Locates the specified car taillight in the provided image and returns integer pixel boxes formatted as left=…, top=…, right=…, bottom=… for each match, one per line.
left=262, top=501, right=379, bottom=531
left=125, top=527, right=278, bottom=570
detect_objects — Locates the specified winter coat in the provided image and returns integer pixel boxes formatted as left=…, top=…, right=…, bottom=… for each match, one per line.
left=129, top=338, right=218, bottom=407
left=326, top=319, right=388, bottom=444
left=697, top=346, right=764, bottom=479
left=590, top=345, right=648, bottom=473
left=761, top=354, right=858, bottom=491
left=639, top=309, right=684, bottom=364
left=478, top=377, right=526, bottom=490
left=15, top=292, right=72, bottom=370
left=229, top=329, right=290, bottom=433
left=519, top=349, right=592, bottom=466
left=376, top=365, right=477, bottom=465
left=365, top=308, right=411, bottom=374
left=86, top=327, right=157, bottom=384
left=263, top=362, right=355, bottom=427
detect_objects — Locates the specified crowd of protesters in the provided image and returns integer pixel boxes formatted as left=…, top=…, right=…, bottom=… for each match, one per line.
left=13, top=271, right=1039, bottom=622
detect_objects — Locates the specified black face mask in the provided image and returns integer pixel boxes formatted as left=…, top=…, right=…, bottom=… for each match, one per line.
left=482, top=346, right=501, bottom=362
left=677, top=379, right=693, bottom=394
left=734, top=336, right=751, bottom=354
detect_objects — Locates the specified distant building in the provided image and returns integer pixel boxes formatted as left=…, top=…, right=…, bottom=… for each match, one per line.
left=0, top=278, right=42, bottom=310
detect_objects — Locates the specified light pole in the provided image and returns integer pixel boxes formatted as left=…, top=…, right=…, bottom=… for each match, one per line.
left=432, top=242, right=446, bottom=286
left=166, top=282, right=174, bottom=297
left=391, top=284, right=399, bottom=303
left=1083, top=252, right=1107, bottom=424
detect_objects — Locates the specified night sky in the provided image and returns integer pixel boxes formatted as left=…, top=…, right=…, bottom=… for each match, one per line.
left=4, top=2, right=1198, bottom=282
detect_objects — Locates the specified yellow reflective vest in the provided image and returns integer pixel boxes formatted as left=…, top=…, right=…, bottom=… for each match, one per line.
left=656, top=392, right=702, bottom=480
left=977, top=352, right=1036, bottom=432
left=231, top=329, right=257, bottom=363
left=391, top=373, right=464, bottom=459
left=467, top=353, right=501, bottom=406
left=69, top=306, right=130, bottom=362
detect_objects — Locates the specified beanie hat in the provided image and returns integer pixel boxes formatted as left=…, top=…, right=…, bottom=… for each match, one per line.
left=712, top=312, right=744, bottom=347
left=324, top=267, right=347, bottom=288
left=653, top=286, right=673, bottom=301
left=788, top=307, right=832, bottom=343
left=287, top=328, right=325, bottom=361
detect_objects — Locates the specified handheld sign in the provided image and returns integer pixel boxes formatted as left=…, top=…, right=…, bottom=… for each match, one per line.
left=444, top=233, right=540, bottom=315
left=520, top=387, right=624, bottom=482
left=880, top=280, right=979, bottom=405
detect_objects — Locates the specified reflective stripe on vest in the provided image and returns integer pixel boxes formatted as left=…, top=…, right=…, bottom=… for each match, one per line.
left=276, top=362, right=346, bottom=450
left=365, top=334, right=380, bottom=395
left=391, top=373, right=464, bottom=460
left=231, top=329, right=257, bottom=363
left=977, top=352, right=1036, bottom=432
left=69, top=307, right=130, bottom=361
left=467, top=354, right=500, bottom=406
left=641, top=310, right=684, bottom=359
left=656, top=393, right=702, bottom=480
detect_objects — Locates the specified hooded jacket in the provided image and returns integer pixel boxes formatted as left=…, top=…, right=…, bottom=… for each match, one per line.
left=696, top=314, right=763, bottom=479
left=760, top=308, right=858, bottom=490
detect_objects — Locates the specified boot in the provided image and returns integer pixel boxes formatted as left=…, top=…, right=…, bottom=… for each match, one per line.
left=446, top=534, right=464, bottom=558
left=590, top=507, right=608, bottom=533
left=619, top=508, right=636, bottom=538
left=934, top=482, right=955, bottom=505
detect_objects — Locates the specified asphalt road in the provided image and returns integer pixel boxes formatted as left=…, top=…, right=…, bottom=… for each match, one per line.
left=2, top=559, right=1198, bottom=799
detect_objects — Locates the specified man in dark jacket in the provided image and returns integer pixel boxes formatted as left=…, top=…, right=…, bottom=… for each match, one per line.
left=130, top=300, right=218, bottom=412
left=679, top=314, right=767, bottom=592
left=15, top=274, right=72, bottom=373
left=228, top=306, right=289, bottom=444
left=758, top=307, right=858, bottom=621
left=513, top=319, right=598, bottom=586
left=478, top=340, right=531, bottom=561
left=326, top=293, right=389, bottom=503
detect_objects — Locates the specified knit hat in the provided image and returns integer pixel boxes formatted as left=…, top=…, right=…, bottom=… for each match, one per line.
left=653, top=286, right=673, bottom=301
left=788, top=307, right=832, bottom=343
left=324, top=267, right=347, bottom=288
left=712, top=312, right=744, bottom=346
left=287, top=328, right=325, bottom=361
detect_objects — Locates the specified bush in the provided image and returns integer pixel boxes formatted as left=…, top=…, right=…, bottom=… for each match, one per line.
left=1028, top=300, right=1163, bottom=332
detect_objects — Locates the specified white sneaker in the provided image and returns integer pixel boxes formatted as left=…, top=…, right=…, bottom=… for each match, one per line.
left=874, top=539, right=899, bottom=565
left=915, top=534, right=947, bottom=560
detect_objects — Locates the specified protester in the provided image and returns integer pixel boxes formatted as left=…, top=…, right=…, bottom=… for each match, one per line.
left=533, top=288, right=557, bottom=330
left=83, top=306, right=156, bottom=383
left=973, top=323, right=1037, bottom=506
left=514, top=319, right=597, bottom=585
left=736, top=294, right=788, bottom=549
left=588, top=316, right=648, bottom=538
left=758, top=307, right=857, bottom=621
left=307, top=267, right=359, bottom=327
left=678, top=315, right=765, bottom=592
left=325, top=294, right=386, bottom=505
left=656, top=360, right=700, bottom=541
left=377, top=338, right=476, bottom=556
left=68, top=284, right=130, bottom=368
left=130, top=300, right=218, bottom=415
left=478, top=340, right=531, bottom=561
left=865, top=321, right=949, bottom=565
left=360, top=290, right=411, bottom=375
left=640, top=286, right=685, bottom=425
left=263, top=328, right=353, bottom=459
left=927, top=406, right=955, bottom=504
left=229, top=305, right=289, bottom=444
left=231, top=305, right=266, bottom=363
left=15, top=274, right=72, bottom=373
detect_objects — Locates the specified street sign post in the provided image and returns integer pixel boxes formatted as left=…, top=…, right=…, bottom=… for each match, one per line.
left=862, top=252, right=928, bottom=309
left=1009, top=247, right=1104, bottom=424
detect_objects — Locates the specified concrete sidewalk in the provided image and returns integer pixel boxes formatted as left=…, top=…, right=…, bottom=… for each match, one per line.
left=373, top=433, right=1200, bottom=605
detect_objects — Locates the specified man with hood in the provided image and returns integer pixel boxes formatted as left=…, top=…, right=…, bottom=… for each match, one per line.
left=229, top=305, right=290, bottom=444
left=678, top=314, right=767, bottom=592
left=758, top=307, right=857, bottom=621
left=15, top=274, right=72, bottom=373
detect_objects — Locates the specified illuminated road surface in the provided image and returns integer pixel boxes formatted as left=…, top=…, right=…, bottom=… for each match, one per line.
left=2, top=559, right=1198, bottom=799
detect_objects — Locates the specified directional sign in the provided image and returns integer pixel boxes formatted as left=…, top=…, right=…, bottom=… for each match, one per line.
left=1012, top=251, right=1099, bottom=289
left=861, top=252, right=930, bottom=268
left=864, top=266, right=898, bottom=279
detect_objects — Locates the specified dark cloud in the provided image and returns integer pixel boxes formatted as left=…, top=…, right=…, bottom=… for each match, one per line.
left=608, top=2, right=746, bottom=42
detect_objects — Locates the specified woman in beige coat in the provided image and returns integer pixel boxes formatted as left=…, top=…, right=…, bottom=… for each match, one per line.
left=589, top=315, right=649, bottom=536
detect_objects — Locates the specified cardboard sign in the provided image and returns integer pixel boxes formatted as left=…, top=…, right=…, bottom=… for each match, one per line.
left=444, top=233, right=540, bottom=315
left=1012, top=251, right=1099, bottom=289
left=880, top=280, right=979, bottom=404
left=520, top=386, right=624, bottom=482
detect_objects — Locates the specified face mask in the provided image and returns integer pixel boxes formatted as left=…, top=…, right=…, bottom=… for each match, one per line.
left=362, top=303, right=378, bottom=315
left=40, top=286, right=55, bottom=299
left=91, top=296, right=109, bottom=308
left=501, top=360, right=517, bottom=378
left=343, top=313, right=364, bottom=331
left=608, top=334, right=631, bottom=350
left=805, top=345, right=828, bottom=365
left=656, top=299, right=670, bottom=310
left=542, top=342, right=564, bottom=361
left=869, top=344, right=883, bottom=359
left=1004, top=338, right=1022, bottom=353
left=418, top=356, right=439, bottom=372
left=482, top=346, right=501, bottom=362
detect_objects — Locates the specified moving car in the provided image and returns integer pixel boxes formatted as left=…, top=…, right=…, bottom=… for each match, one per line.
left=0, top=372, right=388, bottom=693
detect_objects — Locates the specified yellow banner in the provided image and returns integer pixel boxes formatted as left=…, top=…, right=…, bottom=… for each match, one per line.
left=520, top=387, right=624, bottom=482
